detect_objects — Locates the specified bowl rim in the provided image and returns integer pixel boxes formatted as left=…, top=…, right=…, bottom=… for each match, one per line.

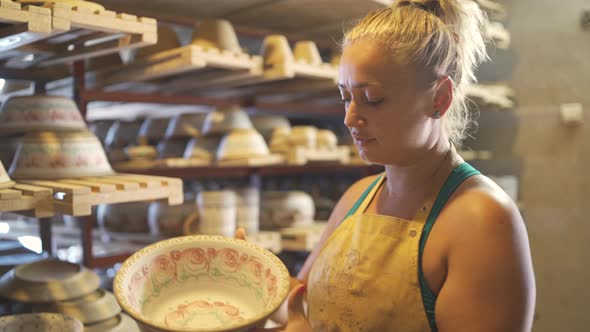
left=114, top=235, right=291, bottom=332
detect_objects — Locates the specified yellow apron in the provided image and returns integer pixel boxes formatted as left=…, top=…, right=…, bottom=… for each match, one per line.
left=307, top=173, right=437, bottom=332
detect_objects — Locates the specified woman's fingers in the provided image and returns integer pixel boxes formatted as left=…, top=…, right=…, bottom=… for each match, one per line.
left=235, top=227, right=246, bottom=240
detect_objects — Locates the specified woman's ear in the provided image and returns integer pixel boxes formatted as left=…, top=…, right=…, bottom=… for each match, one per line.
left=432, top=76, right=453, bottom=118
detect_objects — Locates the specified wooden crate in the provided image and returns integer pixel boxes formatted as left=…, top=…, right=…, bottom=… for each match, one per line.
left=280, top=222, right=327, bottom=252
left=0, top=2, right=156, bottom=71
left=0, top=0, right=52, bottom=52
left=96, top=44, right=262, bottom=90
left=18, top=173, right=183, bottom=217
left=0, top=183, right=53, bottom=217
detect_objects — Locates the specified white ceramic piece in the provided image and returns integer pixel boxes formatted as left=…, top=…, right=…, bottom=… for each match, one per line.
left=9, top=131, right=114, bottom=180
left=201, top=106, right=253, bottom=136
left=0, top=313, right=83, bottom=332
left=316, top=129, right=338, bottom=150
left=192, top=19, right=242, bottom=54
left=196, top=190, right=237, bottom=237
left=235, top=187, right=260, bottom=235
left=290, top=126, right=317, bottom=149
left=260, top=191, right=315, bottom=229
left=0, top=95, right=86, bottom=136
left=0, top=259, right=101, bottom=302
left=33, top=289, right=121, bottom=324
left=113, top=235, right=290, bottom=332
left=293, top=41, right=322, bottom=65
left=217, top=128, right=270, bottom=161
left=84, top=313, right=141, bottom=332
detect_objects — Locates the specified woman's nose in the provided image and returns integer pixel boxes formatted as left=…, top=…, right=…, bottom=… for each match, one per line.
left=344, top=101, right=365, bottom=128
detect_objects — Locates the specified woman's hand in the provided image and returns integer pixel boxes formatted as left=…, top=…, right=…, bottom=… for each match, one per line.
left=254, top=284, right=311, bottom=332
left=234, top=228, right=312, bottom=332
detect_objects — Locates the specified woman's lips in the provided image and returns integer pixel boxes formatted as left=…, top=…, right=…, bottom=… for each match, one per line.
left=352, top=136, right=376, bottom=146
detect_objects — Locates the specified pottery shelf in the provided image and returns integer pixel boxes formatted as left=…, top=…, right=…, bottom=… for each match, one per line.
left=0, top=1, right=52, bottom=53
left=0, top=182, right=53, bottom=218
left=112, top=163, right=384, bottom=179
left=18, top=173, right=183, bottom=217
left=0, top=1, right=157, bottom=81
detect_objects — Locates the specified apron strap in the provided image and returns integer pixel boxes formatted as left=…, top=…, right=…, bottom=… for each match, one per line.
left=419, top=162, right=481, bottom=332
left=342, top=174, right=384, bottom=221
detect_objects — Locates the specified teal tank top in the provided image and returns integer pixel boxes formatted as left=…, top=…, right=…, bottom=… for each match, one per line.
left=343, top=162, right=481, bottom=331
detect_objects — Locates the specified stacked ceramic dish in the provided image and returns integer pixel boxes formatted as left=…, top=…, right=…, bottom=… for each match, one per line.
left=260, top=191, right=316, bottom=229
left=0, top=259, right=140, bottom=331
left=114, top=235, right=290, bottom=332
left=0, top=95, right=114, bottom=180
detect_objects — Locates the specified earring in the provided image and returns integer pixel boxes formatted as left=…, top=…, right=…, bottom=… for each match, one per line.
left=433, top=111, right=441, bottom=119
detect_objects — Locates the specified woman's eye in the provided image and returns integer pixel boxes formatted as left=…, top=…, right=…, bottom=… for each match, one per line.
left=365, top=98, right=384, bottom=106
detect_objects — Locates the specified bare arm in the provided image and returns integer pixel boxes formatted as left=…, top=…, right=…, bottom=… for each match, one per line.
left=436, top=190, right=536, bottom=332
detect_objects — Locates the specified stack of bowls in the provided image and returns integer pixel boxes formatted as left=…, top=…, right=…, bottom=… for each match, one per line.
left=0, top=95, right=115, bottom=180
left=0, top=313, right=84, bottom=332
left=216, top=128, right=271, bottom=162
left=260, top=191, right=315, bottom=229
left=0, top=259, right=140, bottom=331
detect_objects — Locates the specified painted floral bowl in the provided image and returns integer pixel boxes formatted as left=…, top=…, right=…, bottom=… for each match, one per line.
left=114, top=235, right=290, bottom=332
left=9, top=131, right=114, bottom=179
left=0, top=95, right=87, bottom=136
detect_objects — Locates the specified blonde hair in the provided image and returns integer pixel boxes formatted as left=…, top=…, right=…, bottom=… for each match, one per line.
left=343, top=0, right=489, bottom=145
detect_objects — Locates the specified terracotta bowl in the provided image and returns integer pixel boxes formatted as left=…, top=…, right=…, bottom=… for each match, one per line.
left=114, top=235, right=290, bottom=332
left=0, top=160, right=15, bottom=190
left=192, top=19, right=242, bottom=54
left=0, top=95, right=86, bottom=136
left=201, top=106, right=253, bottom=136
left=165, top=113, right=207, bottom=139
left=0, top=259, right=100, bottom=302
left=0, top=313, right=83, bottom=332
left=33, top=289, right=121, bottom=324
left=84, top=313, right=141, bottom=332
left=217, top=128, right=270, bottom=161
left=9, top=131, right=114, bottom=180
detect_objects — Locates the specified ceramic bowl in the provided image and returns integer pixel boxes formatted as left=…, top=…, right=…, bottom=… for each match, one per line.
left=192, top=19, right=242, bottom=54
left=97, top=202, right=151, bottom=234
left=290, top=126, right=317, bottom=149
left=125, top=145, right=158, bottom=160
left=84, top=313, right=141, bottom=332
left=138, top=117, right=172, bottom=145
left=104, top=120, right=143, bottom=149
left=293, top=41, right=322, bottom=65
left=165, top=113, right=207, bottom=139
left=0, top=259, right=100, bottom=302
left=217, top=129, right=270, bottom=161
left=0, top=95, right=86, bottom=136
left=251, top=114, right=290, bottom=142
left=195, top=190, right=237, bottom=237
left=183, top=136, right=220, bottom=161
left=201, top=106, right=253, bottom=136
left=0, top=313, right=83, bottom=332
left=0, top=160, right=15, bottom=189
left=114, top=235, right=290, bottom=332
left=260, top=191, right=315, bottom=229
left=17, top=0, right=105, bottom=12
left=33, top=289, right=121, bottom=324
left=9, top=131, right=113, bottom=179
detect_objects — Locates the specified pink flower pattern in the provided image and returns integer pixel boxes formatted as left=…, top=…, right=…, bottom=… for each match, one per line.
left=127, top=247, right=280, bottom=311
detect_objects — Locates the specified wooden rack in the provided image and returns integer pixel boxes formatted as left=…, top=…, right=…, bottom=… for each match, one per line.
left=0, top=182, right=53, bottom=217
left=0, top=0, right=52, bottom=52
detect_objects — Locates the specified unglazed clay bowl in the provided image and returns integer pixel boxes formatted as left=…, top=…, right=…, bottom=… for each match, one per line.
left=9, top=131, right=114, bottom=179
left=0, top=259, right=100, bottom=302
left=114, top=235, right=290, bottom=332
left=0, top=313, right=83, bottom=332
left=33, top=289, right=121, bottom=324
left=217, top=128, right=270, bottom=161
left=84, top=313, right=141, bottom=332
left=165, top=113, right=207, bottom=139
left=0, top=95, right=86, bottom=136
left=201, top=106, right=253, bottom=136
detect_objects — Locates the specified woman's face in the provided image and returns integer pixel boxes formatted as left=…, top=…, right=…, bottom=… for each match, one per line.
left=339, top=39, right=439, bottom=166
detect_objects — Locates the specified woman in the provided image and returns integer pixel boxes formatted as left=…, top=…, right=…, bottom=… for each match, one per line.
left=239, top=0, right=536, bottom=331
